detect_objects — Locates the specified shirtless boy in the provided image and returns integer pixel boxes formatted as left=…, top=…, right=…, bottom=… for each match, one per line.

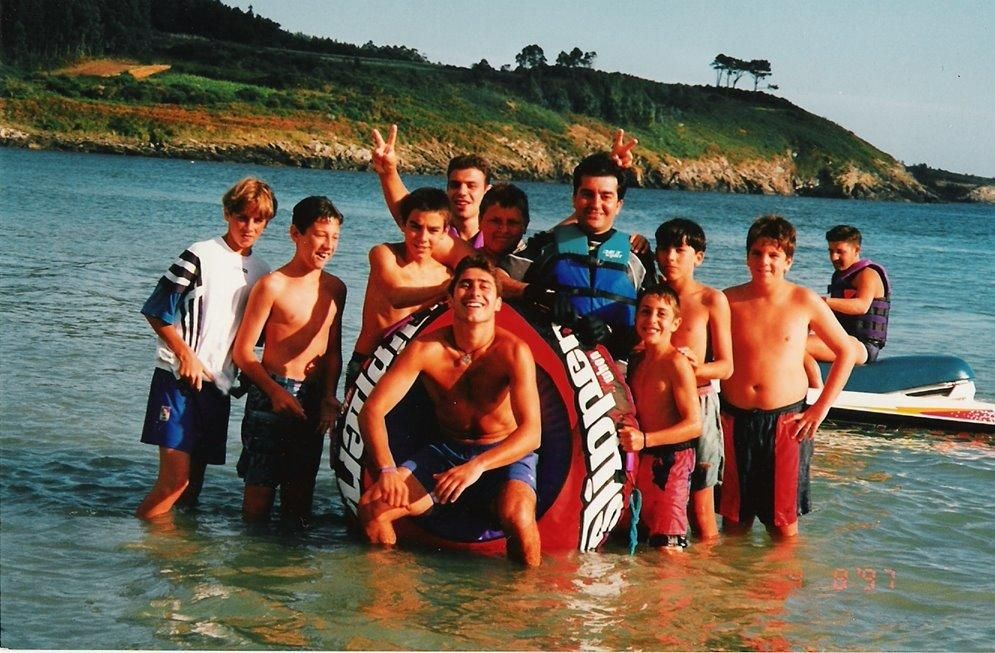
left=232, top=196, right=346, bottom=525
left=805, top=224, right=891, bottom=387
left=618, top=285, right=702, bottom=549
left=136, top=178, right=275, bottom=520
left=347, top=188, right=456, bottom=389
left=655, top=219, right=732, bottom=541
left=358, top=256, right=543, bottom=566
left=721, top=215, right=857, bottom=538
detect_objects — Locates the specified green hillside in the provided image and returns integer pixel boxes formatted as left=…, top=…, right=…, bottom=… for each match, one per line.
left=3, top=1, right=988, bottom=201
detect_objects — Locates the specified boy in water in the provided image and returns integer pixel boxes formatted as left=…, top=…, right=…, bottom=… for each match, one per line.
left=654, top=219, right=733, bottom=541
left=721, top=215, right=856, bottom=538
left=358, top=256, right=542, bottom=566
left=136, top=178, right=276, bottom=520
left=618, top=285, right=702, bottom=549
left=232, top=196, right=346, bottom=525
left=347, top=188, right=457, bottom=389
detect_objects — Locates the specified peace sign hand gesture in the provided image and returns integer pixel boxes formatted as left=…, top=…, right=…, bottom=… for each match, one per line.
left=610, top=128, right=638, bottom=169
left=371, top=124, right=399, bottom=175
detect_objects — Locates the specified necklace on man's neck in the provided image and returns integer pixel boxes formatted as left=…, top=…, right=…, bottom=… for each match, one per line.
left=452, top=333, right=494, bottom=367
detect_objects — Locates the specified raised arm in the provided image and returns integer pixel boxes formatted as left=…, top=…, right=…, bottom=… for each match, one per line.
left=232, top=277, right=306, bottom=420
left=371, top=124, right=408, bottom=227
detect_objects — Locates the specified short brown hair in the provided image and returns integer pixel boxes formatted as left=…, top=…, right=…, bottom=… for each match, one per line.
left=479, top=183, right=530, bottom=228
left=222, top=178, right=276, bottom=221
left=746, top=214, right=796, bottom=259
left=400, top=187, right=451, bottom=226
left=447, top=254, right=502, bottom=297
left=825, top=224, right=862, bottom=247
left=447, top=155, right=492, bottom=185
left=637, top=283, right=681, bottom=319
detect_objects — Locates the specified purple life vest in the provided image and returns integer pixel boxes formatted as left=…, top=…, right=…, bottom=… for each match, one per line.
left=828, top=259, right=891, bottom=346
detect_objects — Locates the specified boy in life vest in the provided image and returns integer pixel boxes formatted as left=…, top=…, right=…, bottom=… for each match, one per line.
left=721, top=216, right=856, bottom=538
left=617, top=285, right=702, bottom=549
left=232, top=196, right=347, bottom=526
left=135, top=178, right=276, bottom=520
left=805, top=224, right=891, bottom=388
left=655, top=219, right=733, bottom=541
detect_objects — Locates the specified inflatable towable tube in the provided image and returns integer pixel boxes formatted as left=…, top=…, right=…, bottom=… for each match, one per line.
left=334, top=302, right=636, bottom=554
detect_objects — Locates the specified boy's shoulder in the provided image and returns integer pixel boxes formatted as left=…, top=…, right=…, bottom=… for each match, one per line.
left=783, top=280, right=820, bottom=304
left=722, top=281, right=752, bottom=300
left=252, top=267, right=289, bottom=293
left=177, top=235, right=224, bottom=259
left=369, top=241, right=403, bottom=264
left=320, top=270, right=347, bottom=294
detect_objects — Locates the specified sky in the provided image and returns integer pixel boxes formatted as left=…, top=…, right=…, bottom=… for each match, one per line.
left=226, top=0, right=994, bottom=176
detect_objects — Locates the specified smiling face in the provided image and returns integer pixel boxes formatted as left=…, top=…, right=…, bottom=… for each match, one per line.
left=747, top=238, right=793, bottom=283
left=827, top=240, right=860, bottom=271
left=447, top=167, right=489, bottom=222
left=451, top=266, right=501, bottom=324
left=404, top=209, right=448, bottom=260
left=292, top=218, right=340, bottom=270
left=656, top=240, right=704, bottom=284
left=573, top=175, right=623, bottom=235
left=636, top=293, right=681, bottom=346
left=223, top=207, right=270, bottom=254
left=479, top=204, right=526, bottom=258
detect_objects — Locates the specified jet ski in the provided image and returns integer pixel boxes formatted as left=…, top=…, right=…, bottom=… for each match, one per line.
left=808, top=355, right=995, bottom=433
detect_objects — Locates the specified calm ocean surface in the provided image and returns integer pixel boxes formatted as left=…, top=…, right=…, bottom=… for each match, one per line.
left=1, top=148, right=993, bottom=651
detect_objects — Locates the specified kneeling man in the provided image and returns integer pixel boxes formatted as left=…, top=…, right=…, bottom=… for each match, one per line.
left=358, top=256, right=542, bottom=566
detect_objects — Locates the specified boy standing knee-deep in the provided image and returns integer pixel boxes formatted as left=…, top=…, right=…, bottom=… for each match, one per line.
left=655, top=219, right=733, bottom=541
left=136, top=178, right=276, bottom=520
left=618, top=285, right=702, bottom=549
left=232, top=196, right=347, bottom=525
left=721, top=215, right=856, bottom=538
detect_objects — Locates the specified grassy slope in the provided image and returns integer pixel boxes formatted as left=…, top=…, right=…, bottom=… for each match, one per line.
left=0, top=33, right=959, bottom=199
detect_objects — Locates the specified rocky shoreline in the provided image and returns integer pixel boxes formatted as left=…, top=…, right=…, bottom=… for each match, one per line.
left=2, top=126, right=990, bottom=203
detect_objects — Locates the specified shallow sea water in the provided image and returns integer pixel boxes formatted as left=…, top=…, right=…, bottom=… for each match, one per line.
left=1, top=148, right=993, bottom=650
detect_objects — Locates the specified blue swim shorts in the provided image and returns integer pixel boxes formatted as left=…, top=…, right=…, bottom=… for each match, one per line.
left=691, top=387, right=725, bottom=492
left=140, top=367, right=231, bottom=465
left=402, top=440, right=538, bottom=510
left=236, top=375, right=324, bottom=488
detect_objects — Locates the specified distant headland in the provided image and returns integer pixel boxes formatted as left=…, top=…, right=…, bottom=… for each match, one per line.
left=1, top=0, right=991, bottom=203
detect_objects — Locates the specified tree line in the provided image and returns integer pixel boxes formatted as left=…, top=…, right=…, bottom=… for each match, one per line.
left=710, top=53, right=774, bottom=91
left=0, top=0, right=427, bottom=66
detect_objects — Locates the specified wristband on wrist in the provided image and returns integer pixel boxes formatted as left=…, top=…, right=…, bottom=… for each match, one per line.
left=379, top=466, right=397, bottom=473
left=642, top=431, right=647, bottom=449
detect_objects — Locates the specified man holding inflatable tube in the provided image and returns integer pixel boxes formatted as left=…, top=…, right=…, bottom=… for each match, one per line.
left=357, top=256, right=543, bottom=566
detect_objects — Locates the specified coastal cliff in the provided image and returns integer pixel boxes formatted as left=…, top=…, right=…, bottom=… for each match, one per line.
left=1, top=34, right=988, bottom=202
